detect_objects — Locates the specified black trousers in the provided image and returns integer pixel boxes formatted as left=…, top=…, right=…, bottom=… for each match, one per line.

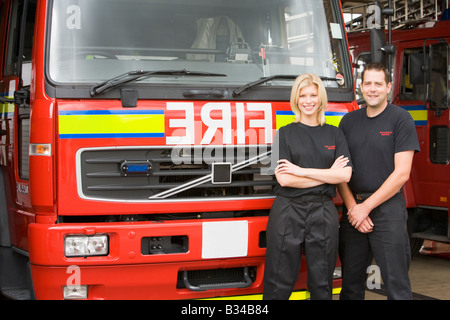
left=339, top=193, right=413, bottom=300
left=263, top=195, right=339, bottom=300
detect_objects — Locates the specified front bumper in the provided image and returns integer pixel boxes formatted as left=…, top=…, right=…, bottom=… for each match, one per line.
left=28, top=216, right=271, bottom=299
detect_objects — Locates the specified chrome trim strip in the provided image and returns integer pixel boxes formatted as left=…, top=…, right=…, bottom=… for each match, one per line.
left=75, top=145, right=274, bottom=203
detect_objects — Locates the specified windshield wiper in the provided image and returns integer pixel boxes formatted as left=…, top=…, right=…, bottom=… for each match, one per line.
left=232, top=74, right=340, bottom=97
left=90, top=69, right=227, bottom=96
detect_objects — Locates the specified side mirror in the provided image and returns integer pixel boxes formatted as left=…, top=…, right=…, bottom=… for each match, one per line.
left=370, top=29, right=388, bottom=65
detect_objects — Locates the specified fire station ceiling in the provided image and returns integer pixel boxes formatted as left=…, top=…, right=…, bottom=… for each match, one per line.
left=341, top=0, right=446, bottom=31
left=341, top=0, right=369, bottom=6
left=341, top=0, right=446, bottom=10
left=341, top=0, right=394, bottom=10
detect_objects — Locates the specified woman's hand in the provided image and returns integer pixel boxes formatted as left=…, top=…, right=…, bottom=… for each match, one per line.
left=275, top=159, right=305, bottom=177
left=275, top=155, right=349, bottom=178
left=331, top=155, right=349, bottom=169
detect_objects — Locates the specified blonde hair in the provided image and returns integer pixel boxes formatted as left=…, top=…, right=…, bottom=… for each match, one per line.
left=289, top=73, right=328, bottom=125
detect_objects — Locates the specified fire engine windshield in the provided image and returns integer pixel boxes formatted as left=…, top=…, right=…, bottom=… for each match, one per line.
left=48, top=0, right=351, bottom=94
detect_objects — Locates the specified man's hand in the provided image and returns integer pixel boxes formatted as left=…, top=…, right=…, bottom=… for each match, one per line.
left=347, top=203, right=374, bottom=232
left=356, top=217, right=374, bottom=233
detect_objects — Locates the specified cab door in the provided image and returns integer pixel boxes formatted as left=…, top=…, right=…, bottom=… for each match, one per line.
left=395, top=39, right=450, bottom=243
left=0, top=0, right=36, bottom=249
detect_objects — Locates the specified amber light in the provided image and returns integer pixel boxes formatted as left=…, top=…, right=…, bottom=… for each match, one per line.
left=29, top=143, right=51, bottom=156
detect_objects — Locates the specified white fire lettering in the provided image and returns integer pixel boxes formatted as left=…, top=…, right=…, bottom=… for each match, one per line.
left=201, top=103, right=232, bottom=144
left=247, top=103, right=272, bottom=144
left=166, top=102, right=195, bottom=145
left=166, top=102, right=273, bottom=145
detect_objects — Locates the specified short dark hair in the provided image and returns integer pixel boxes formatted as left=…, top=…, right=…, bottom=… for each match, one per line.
left=362, top=62, right=390, bottom=84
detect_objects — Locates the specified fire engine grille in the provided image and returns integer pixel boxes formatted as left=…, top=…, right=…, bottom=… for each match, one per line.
left=176, top=267, right=257, bottom=291
left=78, top=146, right=276, bottom=201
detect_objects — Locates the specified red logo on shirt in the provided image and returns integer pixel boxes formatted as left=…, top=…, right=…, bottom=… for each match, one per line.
left=325, top=145, right=336, bottom=150
left=380, top=131, right=392, bottom=136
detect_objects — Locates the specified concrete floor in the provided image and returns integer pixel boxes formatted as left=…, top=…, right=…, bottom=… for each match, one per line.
left=2, top=241, right=448, bottom=301
left=358, top=241, right=450, bottom=300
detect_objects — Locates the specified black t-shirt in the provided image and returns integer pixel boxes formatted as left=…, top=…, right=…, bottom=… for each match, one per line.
left=273, top=122, right=352, bottom=198
left=339, top=104, right=420, bottom=193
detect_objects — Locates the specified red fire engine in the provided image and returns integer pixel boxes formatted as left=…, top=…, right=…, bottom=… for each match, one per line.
left=347, top=7, right=450, bottom=254
left=0, top=0, right=357, bottom=299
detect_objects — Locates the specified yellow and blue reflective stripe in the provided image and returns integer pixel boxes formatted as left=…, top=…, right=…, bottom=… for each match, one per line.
left=400, top=105, right=427, bottom=126
left=275, top=110, right=296, bottom=129
left=325, top=111, right=347, bottom=127
left=201, top=288, right=341, bottom=300
left=0, top=104, right=14, bottom=118
left=0, top=92, right=14, bottom=118
left=276, top=105, right=443, bottom=129
left=58, top=110, right=165, bottom=139
left=276, top=110, right=346, bottom=129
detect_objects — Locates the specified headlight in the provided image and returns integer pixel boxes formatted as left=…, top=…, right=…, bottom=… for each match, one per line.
left=64, top=235, right=109, bottom=257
